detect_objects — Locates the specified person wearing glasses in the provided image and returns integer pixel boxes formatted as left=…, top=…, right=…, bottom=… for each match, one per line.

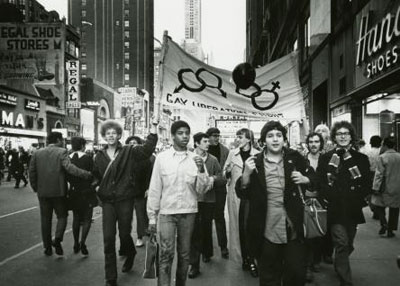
left=317, top=121, right=371, bottom=286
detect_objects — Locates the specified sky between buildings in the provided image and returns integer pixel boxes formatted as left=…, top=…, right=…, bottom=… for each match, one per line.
left=38, top=0, right=245, bottom=71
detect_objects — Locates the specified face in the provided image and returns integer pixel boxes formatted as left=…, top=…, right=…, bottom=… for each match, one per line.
left=208, top=133, right=220, bottom=145
left=315, top=127, right=329, bottom=140
left=104, top=128, right=121, bottom=146
left=334, top=127, right=352, bottom=148
left=308, top=135, right=321, bottom=154
left=196, top=137, right=210, bottom=152
left=236, top=133, right=251, bottom=149
left=129, top=139, right=140, bottom=147
left=264, top=129, right=284, bottom=154
left=173, top=127, right=190, bottom=148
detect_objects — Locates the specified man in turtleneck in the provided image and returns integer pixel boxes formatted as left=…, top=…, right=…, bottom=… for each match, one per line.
left=206, top=127, right=230, bottom=259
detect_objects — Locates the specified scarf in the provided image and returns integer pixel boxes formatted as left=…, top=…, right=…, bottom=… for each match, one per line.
left=327, top=148, right=362, bottom=187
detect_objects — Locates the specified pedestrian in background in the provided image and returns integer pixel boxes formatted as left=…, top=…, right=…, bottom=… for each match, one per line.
left=67, top=136, right=97, bottom=256
left=224, top=128, right=259, bottom=276
left=14, top=146, right=29, bottom=189
left=29, top=132, right=92, bottom=256
left=236, top=121, right=314, bottom=286
left=372, top=136, right=400, bottom=238
left=93, top=119, right=158, bottom=286
left=315, top=124, right=335, bottom=153
left=147, top=120, right=211, bottom=286
left=0, top=147, right=5, bottom=185
left=206, top=127, right=230, bottom=259
left=366, top=135, right=382, bottom=220
left=317, top=121, right=371, bottom=286
left=189, top=132, right=226, bottom=279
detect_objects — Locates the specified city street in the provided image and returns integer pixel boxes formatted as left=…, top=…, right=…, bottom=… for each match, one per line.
left=0, top=180, right=399, bottom=286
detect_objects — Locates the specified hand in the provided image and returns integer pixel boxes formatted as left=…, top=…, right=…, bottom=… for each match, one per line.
left=148, top=223, right=157, bottom=235
left=95, top=186, right=100, bottom=192
left=291, top=171, right=309, bottom=185
left=144, top=189, right=148, bottom=198
left=243, top=156, right=256, bottom=175
left=193, top=156, right=205, bottom=173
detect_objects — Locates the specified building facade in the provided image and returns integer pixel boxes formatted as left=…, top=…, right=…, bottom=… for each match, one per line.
left=183, top=0, right=204, bottom=60
left=68, top=0, right=154, bottom=109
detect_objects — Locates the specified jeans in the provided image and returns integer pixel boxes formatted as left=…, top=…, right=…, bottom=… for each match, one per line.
left=38, top=197, right=68, bottom=249
left=190, top=203, right=215, bottom=268
left=258, top=238, right=307, bottom=286
left=214, top=191, right=228, bottom=250
left=375, top=206, right=399, bottom=231
left=331, top=223, right=357, bottom=286
left=158, top=213, right=196, bottom=286
left=102, top=199, right=136, bottom=281
left=134, top=197, right=149, bottom=238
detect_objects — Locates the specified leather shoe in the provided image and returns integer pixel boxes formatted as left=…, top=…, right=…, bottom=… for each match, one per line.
left=323, top=255, right=333, bottom=264
left=44, top=247, right=53, bottom=256
left=379, top=225, right=388, bottom=235
left=188, top=267, right=200, bottom=279
left=221, top=248, right=229, bottom=259
left=202, top=256, right=211, bottom=263
left=73, top=243, right=80, bottom=254
left=242, top=259, right=250, bottom=271
left=388, top=230, right=395, bottom=238
left=81, top=244, right=89, bottom=256
left=122, top=253, right=135, bottom=273
left=105, top=280, right=117, bottom=286
left=52, top=240, right=64, bottom=256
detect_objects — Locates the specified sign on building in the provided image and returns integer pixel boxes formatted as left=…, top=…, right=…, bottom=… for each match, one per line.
left=66, top=60, right=80, bottom=109
left=0, top=23, right=65, bottom=85
left=119, top=87, right=137, bottom=107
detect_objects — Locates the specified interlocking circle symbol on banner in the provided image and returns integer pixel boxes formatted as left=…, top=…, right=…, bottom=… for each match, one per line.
left=174, top=68, right=227, bottom=98
left=235, top=81, right=280, bottom=111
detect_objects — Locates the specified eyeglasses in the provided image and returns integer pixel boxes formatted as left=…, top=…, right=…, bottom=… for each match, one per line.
left=335, top=132, right=351, bottom=137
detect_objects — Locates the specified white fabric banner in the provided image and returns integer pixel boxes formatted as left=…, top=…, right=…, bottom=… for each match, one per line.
left=159, top=37, right=306, bottom=120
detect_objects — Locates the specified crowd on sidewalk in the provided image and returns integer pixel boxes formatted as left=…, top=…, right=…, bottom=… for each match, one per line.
left=4, top=117, right=399, bottom=286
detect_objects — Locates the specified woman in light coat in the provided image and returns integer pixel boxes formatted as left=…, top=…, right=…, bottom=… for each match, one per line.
left=372, top=137, right=400, bottom=238
left=224, top=128, right=259, bottom=276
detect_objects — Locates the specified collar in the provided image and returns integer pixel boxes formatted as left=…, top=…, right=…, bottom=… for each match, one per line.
left=104, top=142, right=123, bottom=151
left=263, top=149, right=284, bottom=164
left=69, top=151, right=86, bottom=159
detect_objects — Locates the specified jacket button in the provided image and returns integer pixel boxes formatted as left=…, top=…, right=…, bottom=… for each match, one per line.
left=293, top=193, right=296, bottom=196
left=351, top=186, right=355, bottom=190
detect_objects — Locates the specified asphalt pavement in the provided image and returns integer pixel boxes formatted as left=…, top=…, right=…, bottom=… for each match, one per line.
left=0, top=180, right=399, bottom=286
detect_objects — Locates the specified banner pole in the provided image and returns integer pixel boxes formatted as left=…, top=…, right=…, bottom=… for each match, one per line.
left=154, top=30, right=169, bottom=122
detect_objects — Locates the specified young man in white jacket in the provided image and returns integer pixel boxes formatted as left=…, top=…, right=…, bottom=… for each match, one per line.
left=147, top=120, right=211, bottom=286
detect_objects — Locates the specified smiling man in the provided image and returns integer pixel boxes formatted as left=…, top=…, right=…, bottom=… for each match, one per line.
left=93, top=119, right=158, bottom=286
left=147, top=121, right=211, bottom=286
left=317, top=121, right=371, bottom=286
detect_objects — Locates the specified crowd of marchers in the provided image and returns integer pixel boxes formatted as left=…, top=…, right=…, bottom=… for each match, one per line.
left=5, top=117, right=399, bottom=286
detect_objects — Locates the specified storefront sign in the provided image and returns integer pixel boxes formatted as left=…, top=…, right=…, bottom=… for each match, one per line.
left=85, top=101, right=100, bottom=107
left=356, top=2, right=400, bottom=78
left=0, top=110, right=44, bottom=129
left=66, top=60, right=80, bottom=108
left=0, top=92, right=17, bottom=106
left=25, top=99, right=40, bottom=111
left=120, top=87, right=137, bottom=107
left=0, top=23, right=64, bottom=84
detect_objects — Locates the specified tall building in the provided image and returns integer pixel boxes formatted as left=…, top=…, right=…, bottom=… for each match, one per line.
left=0, top=0, right=61, bottom=23
left=183, top=0, right=204, bottom=60
left=68, top=0, right=154, bottom=110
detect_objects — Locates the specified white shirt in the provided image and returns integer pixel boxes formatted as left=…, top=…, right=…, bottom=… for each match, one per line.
left=147, top=148, right=210, bottom=224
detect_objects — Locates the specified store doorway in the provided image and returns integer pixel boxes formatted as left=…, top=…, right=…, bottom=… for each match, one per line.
left=312, top=81, right=328, bottom=129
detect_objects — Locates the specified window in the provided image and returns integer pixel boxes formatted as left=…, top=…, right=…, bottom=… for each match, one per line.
left=82, top=64, right=87, bottom=71
left=339, top=54, right=344, bottom=70
left=124, top=31, right=130, bottom=38
left=124, top=0, right=129, bottom=5
left=124, top=10, right=129, bottom=17
left=116, top=63, right=120, bottom=70
left=124, top=52, right=129, bottom=60
left=81, top=51, right=86, bottom=57
left=82, top=10, right=86, bottom=17
left=124, top=41, right=129, bottom=49
left=82, top=0, right=86, bottom=6
left=339, top=76, right=346, bottom=95
left=125, top=63, right=130, bottom=70
left=115, top=20, right=120, bottom=26
left=125, top=74, right=130, bottom=81
left=124, top=20, right=129, bottom=27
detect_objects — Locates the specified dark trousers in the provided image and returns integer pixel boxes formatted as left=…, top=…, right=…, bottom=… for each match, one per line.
left=134, top=197, right=148, bottom=238
left=158, top=213, right=196, bottom=286
left=102, top=199, right=136, bottom=281
left=239, top=199, right=251, bottom=261
left=190, top=202, right=215, bottom=268
left=38, top=197, right=68, bottom=249
left=331, top=223, right=357, bottom=286
left=214, top=191, right=228, bottom=250
left=259, top=238, right=307, bottom=286
left=72, top=207, right=93, bottom=244
left=14, top=168, right=27, bottom=187
left=375, top=206, right=399, bottom=231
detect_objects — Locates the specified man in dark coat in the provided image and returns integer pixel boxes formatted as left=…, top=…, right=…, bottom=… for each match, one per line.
left=206, top=127, right=230, bottom=258
left=317, top=121, right=371, bottom=286
left=235, top=121, right=315, bottom=286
